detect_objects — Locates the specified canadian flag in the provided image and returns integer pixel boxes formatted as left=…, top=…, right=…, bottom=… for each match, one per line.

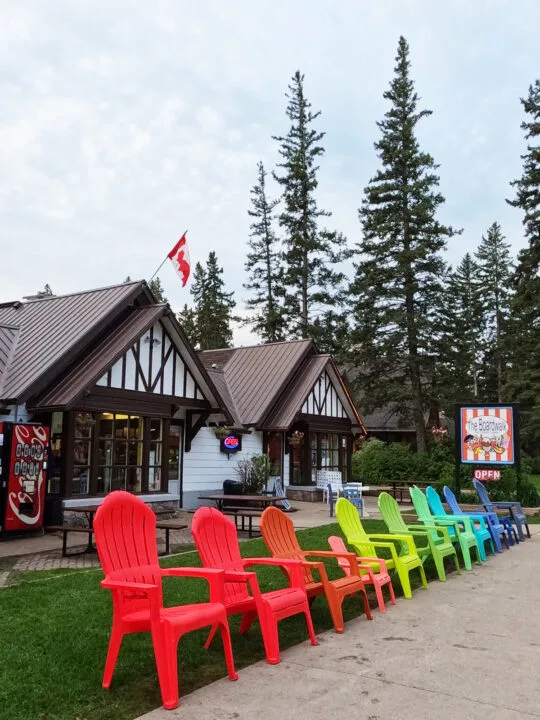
left=167, top=233, right=191, bottom=287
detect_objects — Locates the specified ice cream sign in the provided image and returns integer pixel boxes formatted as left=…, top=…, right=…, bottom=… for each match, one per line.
left=460, top=407, right=514, bottom=465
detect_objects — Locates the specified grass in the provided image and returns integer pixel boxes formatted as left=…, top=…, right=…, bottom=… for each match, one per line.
left=529, top=474, right=540, bottom=490
left=0, top=520, right=451, bottom=720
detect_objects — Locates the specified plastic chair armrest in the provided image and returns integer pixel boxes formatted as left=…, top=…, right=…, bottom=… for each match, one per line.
left=101, top=579, right=161, bottom=620
left=357, top=556, right=387, bottom=574
left=407, top=524, right=451, bottom=543
left=163, top=567, right=226, bottom=603
left=369, top=533, right=417, bottom=555
left=242, top=557, right=304, bottom=587
left=432, top=515, right=472, bottom=533
left=303, top=550, right=360, bottom=575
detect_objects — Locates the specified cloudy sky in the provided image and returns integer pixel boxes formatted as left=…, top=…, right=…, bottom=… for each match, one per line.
left=1, top=1, right=538, bottom=344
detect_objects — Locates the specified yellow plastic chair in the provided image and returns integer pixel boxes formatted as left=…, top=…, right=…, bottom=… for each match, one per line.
left=335, top=497, right=428, bottom=599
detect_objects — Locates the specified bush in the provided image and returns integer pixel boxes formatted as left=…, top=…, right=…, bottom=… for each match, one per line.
left=352, top=439, right=453, bottom=486
left=517, top=480, right=540, bottom=507
left=234, top=454, right=270, bottom=494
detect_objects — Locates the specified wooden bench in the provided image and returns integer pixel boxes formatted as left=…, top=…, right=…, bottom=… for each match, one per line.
left=155, top=520, right=188, bottom=556
left=45, top=525, right=94, bottom=557
left=221, top=508, right=262, bottom=538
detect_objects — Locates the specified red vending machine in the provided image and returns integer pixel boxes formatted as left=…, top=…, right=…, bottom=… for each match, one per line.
left=0, top=422, right=50, bottom=535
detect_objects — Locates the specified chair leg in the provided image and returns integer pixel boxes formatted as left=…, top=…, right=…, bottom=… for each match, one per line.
left=158, top=630, right=180, bottom=711
left=260, top=613, right=281, bottom=664
left=239, top=610, right=257, bottom=635
left=387, top=579, right=397, bottom=605
left=360, top=588, right=373, bottom=620
left=476, top=537, right=487, bottom=562
left=219, top=621, right=239, bottom=681
left=460, top=542, right=472, bottom=571
left=303, top=602, right=318, bottom=647
left=204, top=623, right=219, bottom=649
left=417, top=564, right=429, bottom=590
left=432, top=552, right=447, bottom=582
left=396, top=566, right=413, bottom=599
left=326, top=591, right=345, bottom=633
left=374, top=583, right=386, bottom=613
left=102, top=624, right=124, bottom=689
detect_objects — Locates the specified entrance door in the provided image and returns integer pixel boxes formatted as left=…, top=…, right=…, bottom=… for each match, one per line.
left=167, top=423, right=183, bottom=499
left=289, top=443, right=305, bottom=486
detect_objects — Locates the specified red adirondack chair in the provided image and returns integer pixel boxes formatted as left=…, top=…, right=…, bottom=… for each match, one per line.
left=191, top=507, right=317, bottom=664
left=260, top=507, right=373, bottom=633
left=93, top=491, right=238, bottom=710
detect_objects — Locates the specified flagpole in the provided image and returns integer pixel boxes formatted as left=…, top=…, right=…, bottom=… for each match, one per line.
left=148, top=230, right=188, bottom=281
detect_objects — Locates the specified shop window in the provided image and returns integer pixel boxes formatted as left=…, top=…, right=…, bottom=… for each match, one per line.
left=149, top=419, right=162, bottom=492
left=96, top=413, right=144, bottom=493
left=48, top=412, right=63, bottom=494
left=73, top=412, right=94, bottom=495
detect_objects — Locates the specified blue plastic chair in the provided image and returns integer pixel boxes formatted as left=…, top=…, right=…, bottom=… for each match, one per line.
left=426, top=486, right=494, bottom=561
left=343, top=484, right=364, bottom=518
left=473, top=480, right=529, bottom=542
left=273, top=477, right=292, bottom=512
left=443, top=486, right=509, bottom=553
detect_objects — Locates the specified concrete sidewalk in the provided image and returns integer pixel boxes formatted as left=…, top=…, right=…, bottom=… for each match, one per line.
left=138, top=527, right=540, bottom=720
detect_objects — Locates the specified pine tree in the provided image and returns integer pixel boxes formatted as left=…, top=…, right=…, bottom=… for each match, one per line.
left=474, top=222, right=513, bottom=402
left=349, top=37, right=460, bottom=453
left=191, top=253, right=236, bottom=350
left=506, top=79, right=540, bottom=449
left=148, top=276, right=167, bottom=303
left=243, top=161, right=286, bottom=343
left=177, top=303, right=199, bottom=346
left=273, top=71, right=350, bottom=342
left=435, top=254, right=483, bottom=408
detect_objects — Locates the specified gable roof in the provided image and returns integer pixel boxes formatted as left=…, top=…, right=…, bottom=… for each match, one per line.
left=0, top=281, right=146, bottom=402
left=199, top=339, right=313, bottom=426
left=199, top=339, right=364, bottom=431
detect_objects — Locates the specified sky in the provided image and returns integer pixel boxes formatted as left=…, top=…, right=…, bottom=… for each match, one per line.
left=1, top=0, right=539, bottom=345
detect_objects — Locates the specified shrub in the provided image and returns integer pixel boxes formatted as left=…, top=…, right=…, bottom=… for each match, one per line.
left=234, top=454, right=270, bottom=494
left=517, top=480, right=540, bottom=507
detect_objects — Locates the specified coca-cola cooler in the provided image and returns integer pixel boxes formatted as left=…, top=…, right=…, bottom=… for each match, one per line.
left=0, top=422, right=50, bottom=535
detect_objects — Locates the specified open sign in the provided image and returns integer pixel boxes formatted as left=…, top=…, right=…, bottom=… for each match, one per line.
left=473, top=469, right=501, bottom=482
left=220, top=434, right=242, bottom=454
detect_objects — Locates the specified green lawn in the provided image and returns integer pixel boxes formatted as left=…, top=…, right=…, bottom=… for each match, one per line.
left=0, top=520, right=449, bottom=720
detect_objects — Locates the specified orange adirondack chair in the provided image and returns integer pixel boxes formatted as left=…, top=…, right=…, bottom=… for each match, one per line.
left=192, top=507, right=317, bottom=663
left=93, top=491, right=238, bottom=710
left=260, top=506, right=372, bottom=633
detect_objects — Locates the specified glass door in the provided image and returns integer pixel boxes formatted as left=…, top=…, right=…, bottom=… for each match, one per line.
left=167, top=423, right=183, bottom=497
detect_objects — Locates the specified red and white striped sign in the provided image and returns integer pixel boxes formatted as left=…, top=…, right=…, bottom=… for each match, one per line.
left=460, top=406, right=514, bottom=464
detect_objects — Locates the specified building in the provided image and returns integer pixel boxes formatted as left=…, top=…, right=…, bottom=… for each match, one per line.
left=0, top=281, right=365, bottom=511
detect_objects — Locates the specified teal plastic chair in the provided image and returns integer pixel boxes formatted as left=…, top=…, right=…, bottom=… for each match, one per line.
left=410, top=486, right=482, bottom=571
left=426, top=486, right=495, bottom=561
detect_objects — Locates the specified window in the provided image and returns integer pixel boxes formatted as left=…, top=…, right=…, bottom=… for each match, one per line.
left=73, top=412, right=94, bottom=495
left=149, top=419, right=162, bottom=491
left=309, top=432, right=350, bottom=482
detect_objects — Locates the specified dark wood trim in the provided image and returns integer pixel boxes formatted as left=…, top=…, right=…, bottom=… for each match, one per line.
left=298, top=414, right=352, bottom=431
left=161, top=417, right=170, bottom=494
left=148, top=326, right=154, bottom=389
left=121, top=353, right=126, bottom=389
left=62, top=411, right=75, bottom=498
left=185, top=410, right=211, bottom=452
left=172, top=351, right=177, bottom=395
left=303, top=432, right=311, bottom=485
left=183, top=363, right=188, bottom=397
left=79, top=386, right=210, bottom=416
left=151, top=342, right=174, bottom=393
left=89, top=415, right=100, bottom=495
left=58, top=411, right=70, bottom=498
left=141, top=417, right=150, bottom=493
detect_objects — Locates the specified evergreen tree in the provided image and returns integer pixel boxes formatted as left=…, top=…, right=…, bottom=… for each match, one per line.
left=474, top=222, right=513, bottom=402
left=243, top=161, right=286, bottom=343
left=36, top=284, right=54, bottom=298
left=191, top=253, right=235, bottom=350
left=177, top=303, right=199, bottom=347
left=273, top=71, right=350, bottom=343
left=506, top=79, right=540, bottom=449
left=349, top=37, right=460, bottom=453
left=435, top=254, right=483, bottom=408
left=148, top=276, right=168, bottom=303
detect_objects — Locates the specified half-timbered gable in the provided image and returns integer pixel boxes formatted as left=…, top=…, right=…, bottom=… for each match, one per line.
left=96, top=320, right=205, bottom=401
left=301, top=371, right=348, bottom=419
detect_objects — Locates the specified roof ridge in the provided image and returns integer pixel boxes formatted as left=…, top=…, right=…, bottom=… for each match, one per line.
left=199, top=338, right=312, bottom=354
left=8, top=280, right=145, bottom=306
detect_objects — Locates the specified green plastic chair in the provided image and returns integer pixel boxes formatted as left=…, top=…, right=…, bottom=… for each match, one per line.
left=335, top=497, right=428, bottom=599
left=409, top=486, right=482, bottom=571
left=378, top=492, right=460, bottom=581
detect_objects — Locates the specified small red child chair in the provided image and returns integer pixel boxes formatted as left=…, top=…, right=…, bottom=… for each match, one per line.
left=93, top=491, right=238, bottom=710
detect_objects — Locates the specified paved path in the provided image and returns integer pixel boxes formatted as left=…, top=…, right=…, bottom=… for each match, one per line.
left=138, top=527, right=540, bottom=720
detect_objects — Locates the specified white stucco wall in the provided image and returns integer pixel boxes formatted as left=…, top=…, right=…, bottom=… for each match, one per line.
left=182, top=427, right=263, bottom=508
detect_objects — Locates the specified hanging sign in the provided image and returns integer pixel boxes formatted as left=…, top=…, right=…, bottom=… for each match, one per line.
left=459, top=406, right=514, bottom=465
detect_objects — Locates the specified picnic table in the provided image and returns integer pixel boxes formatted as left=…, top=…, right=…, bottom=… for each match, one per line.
left=388, top=480, right=430, bottom=503
left=198, top=494, right=283, bottom=511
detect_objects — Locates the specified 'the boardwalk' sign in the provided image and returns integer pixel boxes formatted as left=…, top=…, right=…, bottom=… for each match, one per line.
left=460, top=406, right=514, bottom=465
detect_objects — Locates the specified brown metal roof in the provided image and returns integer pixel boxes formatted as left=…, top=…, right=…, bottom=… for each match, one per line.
left=0, top=281, right=144, bottom=401
left=33, top=305, right=166, bottom=409
left=200, top=340, right=313, bottom=426
left=206, top=369, right=242, bottom=426
left=0, top=324, right=19, bottom=395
